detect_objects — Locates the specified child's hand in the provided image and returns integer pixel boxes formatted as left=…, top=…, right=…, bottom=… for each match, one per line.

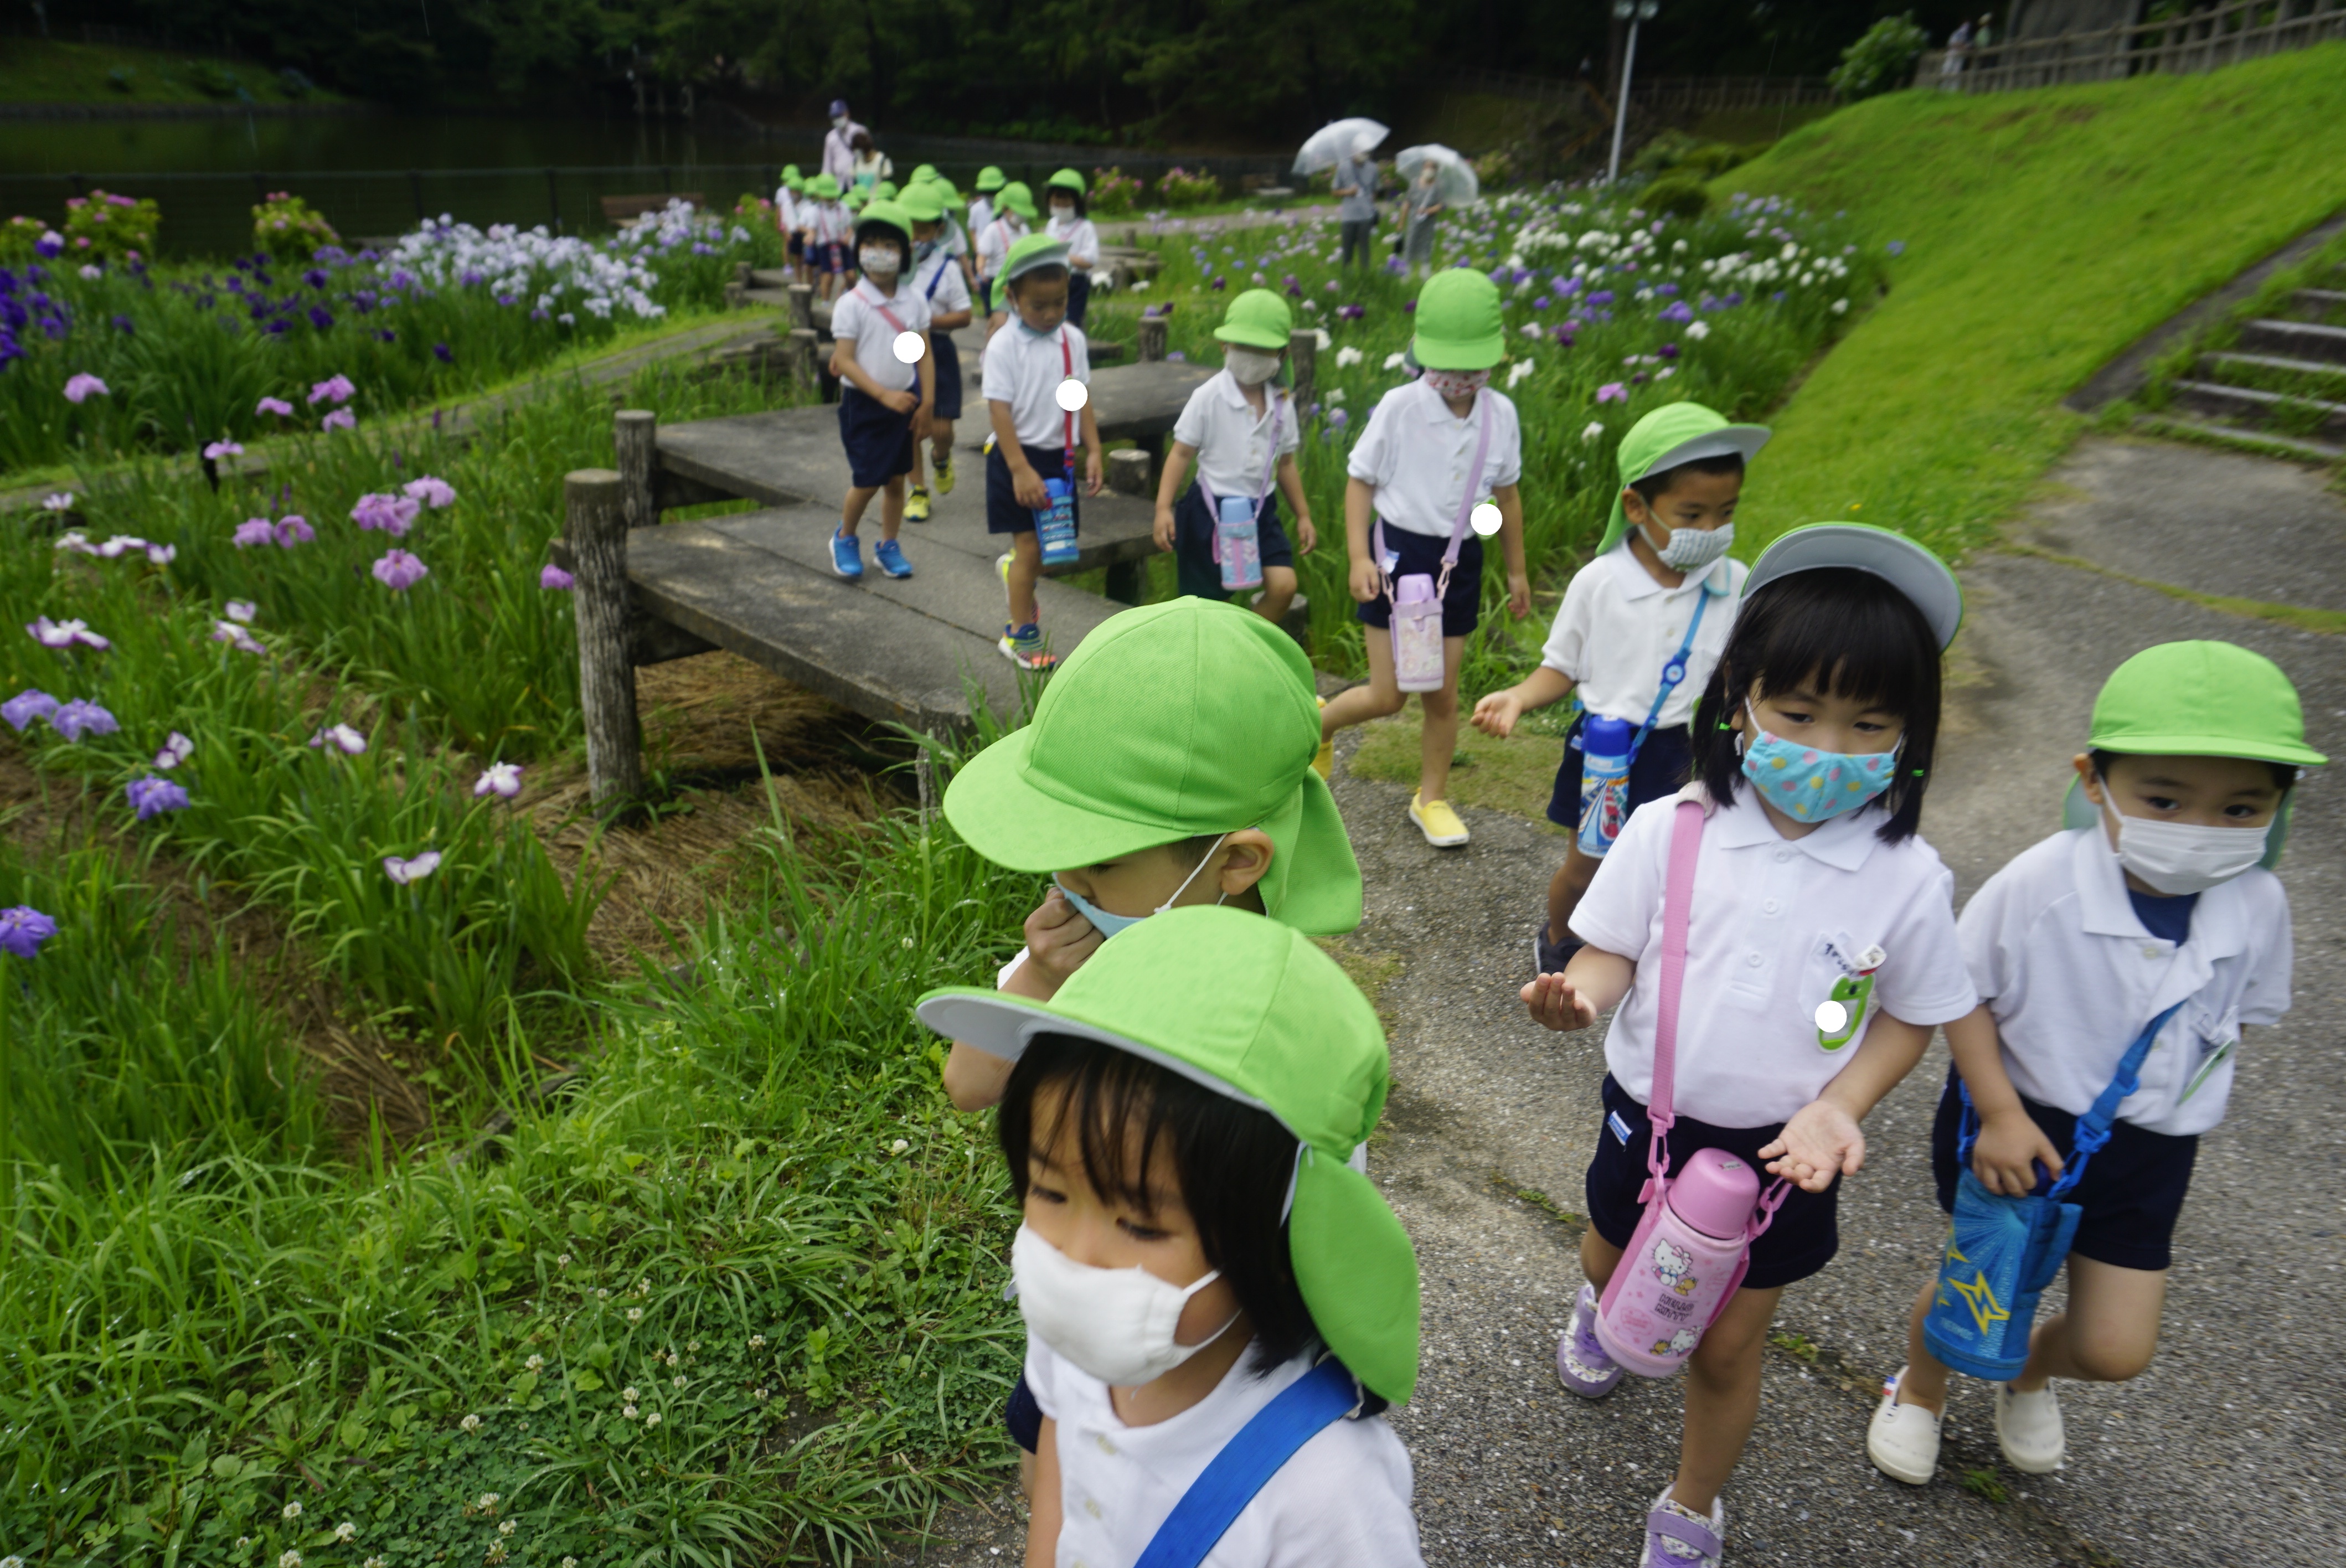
left=1971, top=1110, right=2064, bottom=1196
left=1020, top=889, right=1103, bottom=997
left=1152, top=507, right=1177, bottom=551
left=1520, top=972, right=1596, bottom=1033
left=1084, top=450, right=1104, bottom=497
left=880, top=387, right=919, bottom=415
left=1349, top=556, right=1384, bottom=604
left=1507, top=570, right=1532, bottom=620
left=1293, top=514, right=1317, bottom=553
left=1758, top=1100, right=1865, bottom=1193
left=1471, top=689, right=1523, bottom=739
left=1010, top=465, right=1050, bottom=509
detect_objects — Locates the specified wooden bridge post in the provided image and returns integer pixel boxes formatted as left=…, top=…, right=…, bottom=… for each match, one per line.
left=787, top=328, right=822, bottom=391
left=786, top=283, right=814, bottom=330
left=614, top=410, right=658, bottom=530
left=565, top=470, right=643, bottom=810
left=1288, top=328, right=1317, bottom=415
left=1137, top=316, right=1167, bottom=362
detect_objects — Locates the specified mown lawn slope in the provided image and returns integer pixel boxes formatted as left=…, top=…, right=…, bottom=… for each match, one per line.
left=1720, top=43, right=2346, bottom=558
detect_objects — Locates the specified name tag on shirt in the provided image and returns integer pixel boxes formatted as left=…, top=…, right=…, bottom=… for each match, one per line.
left=1608, top=1110, right=1635, bottom=1145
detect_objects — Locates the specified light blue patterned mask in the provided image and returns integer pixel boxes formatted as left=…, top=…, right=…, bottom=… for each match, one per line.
left=1054, top=834, right=1230, bottom=940
left=1738, top=702, right=1900, bottom=824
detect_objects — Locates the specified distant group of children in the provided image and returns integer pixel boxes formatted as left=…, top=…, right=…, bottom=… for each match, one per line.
left=879, top=256, right=2323, bottom=1567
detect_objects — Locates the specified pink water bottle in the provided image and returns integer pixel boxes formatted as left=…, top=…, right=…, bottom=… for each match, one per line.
left=1390, top=574, right=1445, bottom=693
left=1594, top=1148, right=1764, bottom=1378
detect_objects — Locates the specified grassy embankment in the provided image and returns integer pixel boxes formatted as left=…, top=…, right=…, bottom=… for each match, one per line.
left=0, top=39, right=342, bottom=107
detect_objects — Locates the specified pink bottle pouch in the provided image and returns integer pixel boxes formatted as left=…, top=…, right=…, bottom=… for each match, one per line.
left=1374, top=390, right=1492, bottom=695
left=1593, top=797, right=1791, bottom=1378
left=1196, top=394, right=1285, bottom=595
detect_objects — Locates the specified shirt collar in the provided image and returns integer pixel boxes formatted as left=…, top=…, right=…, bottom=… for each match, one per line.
left=2066, top=824, right=2253, bottom=958
left=1414, top=378, right=1479, bottom=426
left=1708, top=790, right=1886, bottom=871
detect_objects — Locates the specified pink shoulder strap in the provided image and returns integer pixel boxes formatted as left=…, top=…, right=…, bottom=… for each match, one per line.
left=1643, top=798, right=1706, bottom=1194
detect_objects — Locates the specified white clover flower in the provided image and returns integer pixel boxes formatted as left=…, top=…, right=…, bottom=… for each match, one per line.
left=685, top=1339, right=700, bottom=1353
left=279, top=1553, right=302, bottom=1568
left=672, top=1374, right=687, bottom=1388
left=556, top=1254, right=571, bottom=1268
left=888, top=1139, right=910, bottom=1156
left=623, top=1386, right=640, bottom=1401
left=460, top=1412, right=482, bottom=1432
left=564, top=1559, right=580, bottom=1568
left=754, top=1386, right=771, bottom=1400
left=622, top=1403, right=639, bottom=1419
left=282, top=1503, right=303, bottom=1521
left=478, top=1493, right=499, bottom=1510
left=627, top=1307, right=643, bottom=1323
left=525, top=1354, right=544, bottom=1371
left=366, top=1559, right=388, bottom=1568
left=646, top=1411, right=663, bottom=1427
left=750, top=1333, right=767, bottom=1348
left=498, top=1520, right=517, bottom=1537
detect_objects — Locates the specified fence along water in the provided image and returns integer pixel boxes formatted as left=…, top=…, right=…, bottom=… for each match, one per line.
left=1916, top=0, right=2346, bottom=92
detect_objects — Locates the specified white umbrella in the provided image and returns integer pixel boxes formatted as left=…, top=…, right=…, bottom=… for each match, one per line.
left=1394, top=143, right=1479, bottom=207
left=1293, top=118, right=1390, bottom=176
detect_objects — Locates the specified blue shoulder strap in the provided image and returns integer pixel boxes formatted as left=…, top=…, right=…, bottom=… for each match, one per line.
left=1958, top=1000, right=2187, bottom=1196
left=1628, top=583, right=1711, bottom=759
left=1131, top=1358, right=1359, bottom=1568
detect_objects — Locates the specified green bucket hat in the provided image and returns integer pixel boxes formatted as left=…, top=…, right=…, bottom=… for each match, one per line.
left=915, top=905, right=1420, bottom=1404
left=873, top=179, right=899, bottom=201
left=998, top=180, right=1039, bottom=220
left=841, top=188, right=867, bottom=213
left=1595, top=401, right=1773, bottom=558
left=911, top=163, right=940, bottom=184
left=897, top=183, right=946, bottom=224
left=1410, top=269, right=1505, bottom=371
left=1743, top=522, right=1964, bottom=650
left=942, top=596, right=1362, bottom=934
left=781, top=163, right=804, bottom=191
left=1002, top=233, right=1071, bottom=285
left=929, top=176, right=962, bottom=207
left=976, top=166, right=1008, bottom=193
left=1214, top=289, right=1293, bottom=350
left=1047, top=167, right=1087, bottom=196
left=853, top=199, right=913, bottom=253
left=808, top=172, right=841, bottom=199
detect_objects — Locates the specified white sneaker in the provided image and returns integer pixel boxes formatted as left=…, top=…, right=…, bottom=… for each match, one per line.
left=1996, top=1381, right=2065, bottom=1472
left=1867, top=1366, right=1942, bottom=1485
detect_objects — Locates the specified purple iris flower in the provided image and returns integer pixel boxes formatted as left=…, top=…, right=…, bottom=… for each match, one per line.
left=2, top=689, right=58, bottom=732
left=383, top=850, right=442, bottom=885
left=433, top=342, right=453, bottom=363
left=1657, top=343, right=1679, bottom=359
left=51, top=699, right=119, bottom=741
left=401, top=477, right=456, bottom=509
left=307, top=306, right=334, bottom=330
left=154, top=731, right=194, bottom=768
left=322, top=409, right=356, bottom=432
left=352, top=493, right=421, bottom=535
left=539, top=564, right=575, bottom=591
left=1587, top=290, right=1615, bottom=307
left=1887, top=240, right=1906, bottom=256
left=371, top=549, right=429, bottom=591
left=275, top=515, right=315, bottom=546
left=0, top=905, right=58, bottom=958
left=1659, top=301, right=1694, bottom=324
left=112, top=313, right=133, bottom=334
left=64, top=373, right=109, bottom=403
left=125, top=774, right=190, bottom=821
left=233, top=518, right=276, bottom=548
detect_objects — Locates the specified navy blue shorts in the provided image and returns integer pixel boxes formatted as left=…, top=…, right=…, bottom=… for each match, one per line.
left=1929, top=1065, right=2197, bottom=1272
left=986, top=442, right=1080, bottom=537
left=1548, top=719, right=1693, bottom=831
left=1357, top=529, right=1482, bottom=638
left=1066, top=270, right=1092, bottom=329
left=1173, top=483, right=1294, bottom=601
left=927, top=332, right=963, bottom=422
left=1006, top=1371, right=1043, bottom=1452
left=787, top=233, right=805, bottom=259
left=837, top=385, right=916, bottom=487
left=821, top=242, right=847, bottom=275
left=1587, top=1073, right=1840, bottom=1292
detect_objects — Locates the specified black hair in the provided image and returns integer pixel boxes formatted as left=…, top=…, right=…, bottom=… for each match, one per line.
left=853, top=217, right=911, bottom=256
left=1628, top=452, right=1744, bottom=512
left=1688, top=566, right=1942, bottom=843
left=998, top=1033, right=1329, bottom=1386
left=1049, top=185, right=1089, bottom=219
left=1006, top=262, right=1071, bottom=299
left=849, top=130, right=874, bottom=154
left=2086, top=749, right=2299, bottom=794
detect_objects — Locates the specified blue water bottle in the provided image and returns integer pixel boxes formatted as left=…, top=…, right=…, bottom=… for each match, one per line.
left=1036, top=477, right=1079, bottom=566
left=1576, top=714, right=1635, bottom=857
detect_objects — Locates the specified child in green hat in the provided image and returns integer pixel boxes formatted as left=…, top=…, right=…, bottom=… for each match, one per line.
left=894, top=183, right=975, bottom=527
left=916, top=906, right=1422, bottom=1565
left=1152, top=288, right=1318, bottom=626
left=824, top=199, right=934, bottom=583
left=970, top=164, right=1006, bottom=240
left=774, top=166, right=810, bottom=286
left=1867, top=639, right=2321, bottom=1489
left=1473, top=400, right=1770, bottom=972
left=977, top=181, right=1040, bottom=334
left=1318, top=267, right=1530, bottom=848
left=1044, top=169, right=1101, bottom=327
left=805, top=172, right=850, bottom=301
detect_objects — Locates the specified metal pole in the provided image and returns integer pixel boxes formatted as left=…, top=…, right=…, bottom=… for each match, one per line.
left=1607, top=14, right=1643, bottom=185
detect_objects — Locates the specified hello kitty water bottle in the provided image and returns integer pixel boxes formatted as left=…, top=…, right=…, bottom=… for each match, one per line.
left=1215, top=494, right=1264, bottom=592
left=1390, top=574, right=1445, bottom=692
left=1594, top=1148, right=1764, bottom=1378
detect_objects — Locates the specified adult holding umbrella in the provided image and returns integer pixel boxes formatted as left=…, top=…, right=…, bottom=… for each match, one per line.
left=1392, top=144, right=1477, bottom=277
left=1296, top=118, right=1389, bottom=268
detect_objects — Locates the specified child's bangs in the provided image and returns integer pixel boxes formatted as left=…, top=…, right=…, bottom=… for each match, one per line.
left=1013, top=1036, right=1184, bottom=1216
left=1743, top=569, right=1936, bottom=718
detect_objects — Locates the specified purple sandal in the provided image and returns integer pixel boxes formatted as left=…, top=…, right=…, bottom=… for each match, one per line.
left=1555, top=1282, right=1623, bottom=1398
left=1641, top=1489, right=1724, bottom=1566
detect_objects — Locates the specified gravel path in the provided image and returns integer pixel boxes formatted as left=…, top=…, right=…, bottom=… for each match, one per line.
left=894, top=435, right=2346, bottom=1566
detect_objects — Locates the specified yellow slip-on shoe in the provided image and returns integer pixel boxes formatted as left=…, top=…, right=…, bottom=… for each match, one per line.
left=904, top=486, right=931, bottom=523
left=1313, top=695, right=1334, bottom=780
left=935, top=452, right=957, bottom=495
left=1409, top=791, right=1469, bottom=848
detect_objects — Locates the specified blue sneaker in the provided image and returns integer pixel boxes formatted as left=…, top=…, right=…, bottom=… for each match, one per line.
left=829, top=529, right=863, bottom=579
left=874, top=538, right=913, bottom=579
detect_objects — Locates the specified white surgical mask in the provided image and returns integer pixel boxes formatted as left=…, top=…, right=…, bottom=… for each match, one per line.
left=2100, top=791, right=2270, bottom=895
left=832, top=115, right=849, bottom=130
left=1224, top=347, right=1281, bottom=386
left=1010, top=1225, right=1238, bottom=1387
left=1644, top=517, right=1734, bottom=574
left=1051, top=203, right=1076, bottom=220
left=858, top=244, right=900, bottom=277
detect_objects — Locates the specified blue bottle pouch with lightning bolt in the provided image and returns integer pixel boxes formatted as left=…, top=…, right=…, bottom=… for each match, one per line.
left=1924, top=1001, right=2183, bottom=1380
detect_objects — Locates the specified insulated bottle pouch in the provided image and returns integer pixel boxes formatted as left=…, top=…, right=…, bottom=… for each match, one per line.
left=1195, top=396, right=1284, bottom=594
left=1592, top=798, right=1792, bottom=1378
left=1391, top=574, right=1444, bottom=691
left=1037, top=478, right=1079, bottom=565
left=1576, top=714, right=1637, bottom=858
left=1374, top=391, right=1492, bottom=695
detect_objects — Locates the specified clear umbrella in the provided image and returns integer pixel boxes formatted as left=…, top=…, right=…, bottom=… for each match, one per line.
left=1293, top=118, right=1390, bottom=176
left=1394, top=143, right=1479, bottom=208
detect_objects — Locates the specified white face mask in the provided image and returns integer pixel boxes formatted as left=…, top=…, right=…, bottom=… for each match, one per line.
left=1644, top=517, right=1734, bottom=574
left=858, top=244, right=900, bottom=277
left=1010, top=1225, right=1238, bottom=1387
left=1224, top=346, right=1281, bottom=385
left=2099, top=791, right=2270, bottom=895
left=832, top=115, right=850, bottom=130
left=1051, top=203, right=1076, bottom=221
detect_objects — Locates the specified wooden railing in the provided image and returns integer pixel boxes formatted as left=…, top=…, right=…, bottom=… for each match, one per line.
left=1445, top=69, right=1837, bottom=111
left=1916, top=0, right=2346, bottom=92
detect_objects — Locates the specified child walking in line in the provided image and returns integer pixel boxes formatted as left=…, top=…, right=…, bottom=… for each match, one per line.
left=805, top=173, right=850, bottom=301
left=916, top=908, right=1422, bottom=1568
left=1866, top=641, right=2319, bottom=1487
left=981, top=235, right=1101, bottom=670
left=898, top=184, right=973, bottom=525
left=1473, top=401, right=1770, bottom=974
left=1526, top=524, right=1987, bottom=1568
left=825, top=199, right=931, bottom=582
left=1043, top=169, right=1102, bottom=328
left=1152, top=289, right=1317, bottom=626
left=1317, top=268, right=1529, bottom=849
left=977, top=182, right=1038, bottom=335
left=935, top=595, right=1364, bottom=1499
left=774, top=166, right=808, bottom=286
left=968, top=165, right=1004, bottom=244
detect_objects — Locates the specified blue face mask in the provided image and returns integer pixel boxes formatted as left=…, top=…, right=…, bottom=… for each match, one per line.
left=1739, top=701, right=1901, bottom=824
left=1055, top=833, right=1230, bottom=941
left=1017, top=313, right=1059, bottom=338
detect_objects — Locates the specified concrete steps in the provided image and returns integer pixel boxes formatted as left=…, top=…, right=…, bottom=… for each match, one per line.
left=2142, top=415, right=2346, bottom=464
left=2144, top=264, right=2346, bottom=460
left=2170, top=379, right=2346, bottom=440
left=2234, top=316, right=2346, bottom=364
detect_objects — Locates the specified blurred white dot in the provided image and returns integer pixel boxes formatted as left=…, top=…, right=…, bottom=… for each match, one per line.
left=1055, top=378, right=1090, bottom=412
left=1470, top=502, right=1502, bottom=536
left=891, top=331, right=926, bottom=364
left=1815, top=1000, right=1848, bottom=1033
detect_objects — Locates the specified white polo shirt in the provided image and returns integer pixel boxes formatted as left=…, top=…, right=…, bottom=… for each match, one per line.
left=1542, top=540, right=1744, bottom=729
left=1959, top=827, right=2292, bottom=1138
left=912, top=248, right=972, bottom=319
left=829, top=277, right=932, bottom=394
left=982, top=321, right=1091, bottom=448
left=1570, top=787, right=1979, bottom=1127
left=810, top=200, right=850, bottom=246
left=976, top=215, right=1027, bottom=281
left=1346, top=379, right=1524, bottom=537
left=1173, top=370, right=1301, bottom=506
left=1048, top=210, right=1102, bottom=268
left=968, top=195, right=996, bottom=237
left=1026, top=1338, right=1422, bottom=1568
left=773, top=187, right=800, bottom=231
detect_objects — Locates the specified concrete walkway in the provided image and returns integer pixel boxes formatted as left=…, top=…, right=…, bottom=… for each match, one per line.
left=888, top=432, right=2344, bottom=1565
